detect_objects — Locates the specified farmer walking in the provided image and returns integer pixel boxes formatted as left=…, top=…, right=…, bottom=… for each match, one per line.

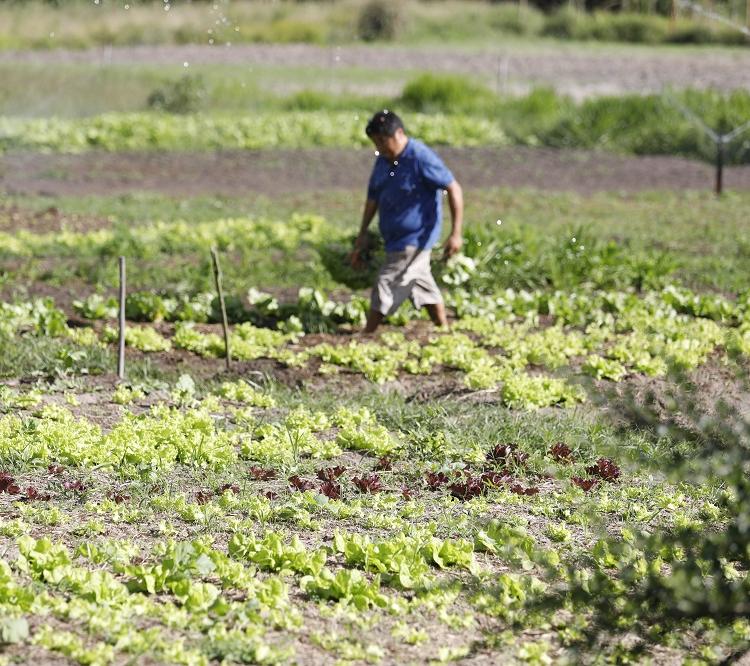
left=352, top=110, right=464, bottom=334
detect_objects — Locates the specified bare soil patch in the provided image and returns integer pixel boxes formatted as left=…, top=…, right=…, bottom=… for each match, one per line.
left=3, top=146, right=749, bottom=198
left=0, top=203, right=109, bottom=234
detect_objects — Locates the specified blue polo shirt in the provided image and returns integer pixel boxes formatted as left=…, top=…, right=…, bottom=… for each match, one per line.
left=367, top=138, right=454, bottom=253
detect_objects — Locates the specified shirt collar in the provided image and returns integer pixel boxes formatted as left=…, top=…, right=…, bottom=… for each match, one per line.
left=399, top=138, right=414, bottom=160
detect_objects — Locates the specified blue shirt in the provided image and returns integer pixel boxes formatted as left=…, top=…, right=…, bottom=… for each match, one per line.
left=367, top=138, right=454, bottom=253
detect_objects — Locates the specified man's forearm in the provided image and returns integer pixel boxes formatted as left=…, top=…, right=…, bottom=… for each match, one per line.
left=359, top=198, right=378, bottom=236
left=447, top=182, right=464, bottom=238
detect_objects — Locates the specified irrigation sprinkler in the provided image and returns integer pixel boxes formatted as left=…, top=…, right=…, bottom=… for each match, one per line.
left=117, top=256, right=126, bottom=380
left=665, top=92, right=750, bottom=195
left=675, top=0, right=750, bottom=37
left=210, top=247, right=231, bottom=371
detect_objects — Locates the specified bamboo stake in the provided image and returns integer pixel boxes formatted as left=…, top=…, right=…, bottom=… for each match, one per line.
left=210, top=247, right=231, bottom=370
left=117, top=256, right=126, bottom=380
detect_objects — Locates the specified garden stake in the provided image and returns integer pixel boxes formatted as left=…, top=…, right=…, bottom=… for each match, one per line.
left=117, top=256, right=126, bottom=380
left=211, top=247, right=231, bottom=370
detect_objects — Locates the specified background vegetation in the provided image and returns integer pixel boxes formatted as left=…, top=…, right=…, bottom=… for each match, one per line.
left=0, top=0, right=747, bottom=49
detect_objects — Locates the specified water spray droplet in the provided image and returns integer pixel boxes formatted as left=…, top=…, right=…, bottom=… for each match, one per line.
left=571, top=237, right=576, bottom=243
left=496, top=219, right=502, bottom=226
left=390, top=172, right=395, bottom=177
left=393, top=160, right=398, bottom=165
left=183, top=61, right=190, bottom=68
left=374, top=151, right=380, bottom=156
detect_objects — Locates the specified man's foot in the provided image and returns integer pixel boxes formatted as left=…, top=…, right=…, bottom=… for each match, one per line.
left=362, top=310, right=385, bottom=335
left=425, top=303, right=449, bottom=328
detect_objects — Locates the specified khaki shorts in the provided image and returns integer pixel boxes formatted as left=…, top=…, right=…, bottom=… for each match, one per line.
left=371, top=245, right=443, bottom=316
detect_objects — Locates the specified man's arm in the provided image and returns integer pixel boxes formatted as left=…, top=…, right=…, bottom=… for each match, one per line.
left=356, top=198, right=378, bottom=246
left=351, top=198, right=378, bottom=267
left=443, top=180, right=463, bottom=259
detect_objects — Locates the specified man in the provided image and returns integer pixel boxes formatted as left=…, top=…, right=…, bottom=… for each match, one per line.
left=352, top=110, right=464, bottom=334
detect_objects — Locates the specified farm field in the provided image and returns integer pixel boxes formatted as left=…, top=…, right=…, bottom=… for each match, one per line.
left=2, top=4, right=750, bottom=663
left=2, top=179, right=750, bottom=664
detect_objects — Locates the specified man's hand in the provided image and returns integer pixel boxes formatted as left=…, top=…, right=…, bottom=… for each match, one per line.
left=350, top=232, right=369, bottom=269
left=443, top=233, right=463, bottom=261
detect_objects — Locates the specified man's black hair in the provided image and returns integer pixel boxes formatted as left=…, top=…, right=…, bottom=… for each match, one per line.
left=365, top=110, right=404, bottom=137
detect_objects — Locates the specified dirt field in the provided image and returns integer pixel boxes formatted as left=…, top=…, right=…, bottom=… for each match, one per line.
left=2, top=43, right=750, bottom=98
left=3, top=146, right=749, bottom=197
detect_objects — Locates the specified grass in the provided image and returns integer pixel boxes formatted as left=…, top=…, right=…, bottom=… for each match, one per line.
left=0, top=62, right=399, bottom=118
left=0, top=0, right=746, bottom=50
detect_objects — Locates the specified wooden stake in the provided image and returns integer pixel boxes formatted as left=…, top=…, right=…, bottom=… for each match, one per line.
left=117, top=256, right=126, bottom=380
left=210, top=247, right=231, bottom=370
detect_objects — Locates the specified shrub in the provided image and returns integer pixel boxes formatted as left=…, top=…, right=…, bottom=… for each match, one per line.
left=587, top=12, right=669, bottom=44
left=489, top=2, right=545, bottom=36
left=357, top=0, right=401, bottom=42
left=284, top=90, right=331, bottom=112
left=540, top=7, right=582, bottom=40
left=400, top=73, right=498, bottom=115
left=147, top=74, right=206, bottom=114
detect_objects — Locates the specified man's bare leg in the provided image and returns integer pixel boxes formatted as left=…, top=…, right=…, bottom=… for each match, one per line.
left=425, top=303, right=449, bottom=328
left=363, top=309, right=385, bottom=334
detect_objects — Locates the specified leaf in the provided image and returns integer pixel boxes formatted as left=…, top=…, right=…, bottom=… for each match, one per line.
left=549, top=442, right=574, bottom=463
left=586, top=458, right=621, bottom=482
left=194, top=553, right=216, bottom=576
left=0, top=617, right=29, bottom=645
left=316, top=466, right=346, bottom=481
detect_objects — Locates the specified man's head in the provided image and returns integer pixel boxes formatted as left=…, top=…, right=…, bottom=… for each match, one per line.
left=365, top=110, right=407, bottom=161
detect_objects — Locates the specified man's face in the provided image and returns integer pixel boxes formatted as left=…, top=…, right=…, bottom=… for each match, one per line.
left=369, top=128, right=405, bottom=161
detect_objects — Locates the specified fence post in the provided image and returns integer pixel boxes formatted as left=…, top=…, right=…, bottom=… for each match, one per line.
left=210, top=247, right=231, bottom=371
left=117, top=256, right=126, bottom=380
left=715, top=138, right=725, bottom=196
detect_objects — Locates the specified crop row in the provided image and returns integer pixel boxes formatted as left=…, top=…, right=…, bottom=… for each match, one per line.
left=3, top=278, right=748, bottom=408
left=2, top=88, right=749, bottom=163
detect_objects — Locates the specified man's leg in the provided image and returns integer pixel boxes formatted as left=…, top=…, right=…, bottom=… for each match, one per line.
left=363, top=309, right=385, bottom=334
left=366, top=249, right=412, bottom=335
left=425, top=302, right=448, bottom=327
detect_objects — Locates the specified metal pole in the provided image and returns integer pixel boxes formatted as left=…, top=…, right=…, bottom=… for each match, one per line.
left=715, top=137, right=725, bottom=196
left=210, top=247, right=231, bottom=370
left=117, top=256, right=126, bottom=380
